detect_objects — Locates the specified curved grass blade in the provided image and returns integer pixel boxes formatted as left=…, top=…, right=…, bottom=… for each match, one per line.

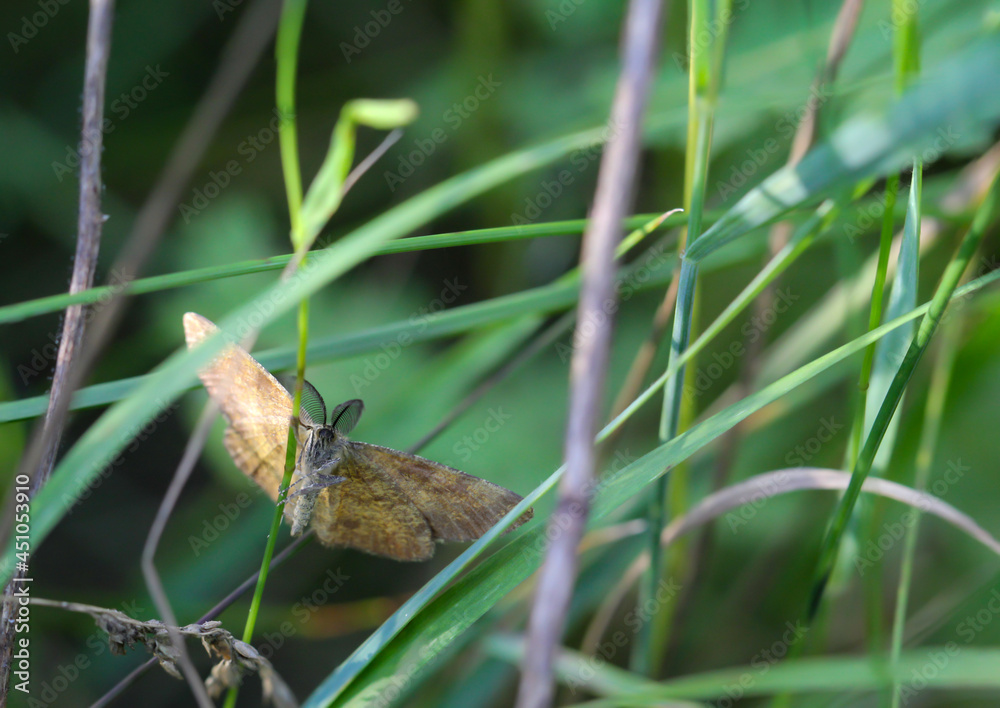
left=0, top=240, right=688, bottom=423
left=0, top=213, right=692, bottom=326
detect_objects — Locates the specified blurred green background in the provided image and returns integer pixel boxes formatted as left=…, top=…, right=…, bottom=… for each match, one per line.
left=4, top=0, right=1000, bottom=706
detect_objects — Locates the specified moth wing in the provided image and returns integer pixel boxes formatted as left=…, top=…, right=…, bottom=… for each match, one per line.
left=310, top=464, right=434, bottom=561
left=349, top=442, right=533, bottom=543
left=222, top=427, right=287, bottom=507
left=184, top=312, right=293, bottom=495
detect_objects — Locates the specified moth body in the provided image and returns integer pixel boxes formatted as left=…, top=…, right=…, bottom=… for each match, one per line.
left=291, top=424, right=349, bottom=536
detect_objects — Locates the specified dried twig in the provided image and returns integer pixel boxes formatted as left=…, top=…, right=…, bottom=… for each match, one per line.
left=31, top=598, right=297, bottom=707
left=93, top=532, right=314, bottom=707
left=141, top=404, right=220, bottom=708
left=515, top=0, right=665, bottom=706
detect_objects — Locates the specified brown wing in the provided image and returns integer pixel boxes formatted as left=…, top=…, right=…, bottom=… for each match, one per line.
left=309, top=456, right=434, bottom=561
left=183, top=312, right=292, bottom=499
left=349, top=442, right=533, bottom=543
left=222, top=427, right=287, bottom=505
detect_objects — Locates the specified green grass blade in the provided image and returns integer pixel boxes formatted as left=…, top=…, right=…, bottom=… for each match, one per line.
left=684, top=35, right=1000, bottom=264
left=809, top=168, right=1000, bottom=619
left=863, top=166, right=922, bottom=455
left=0, top=243, right=687, bottom=424
left=0, top=213, right=693, bottom=326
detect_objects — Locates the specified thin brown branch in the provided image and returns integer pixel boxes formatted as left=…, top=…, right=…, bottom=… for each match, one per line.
left=515, top=0, right=665, bottom=706
left=0, top=0, right=115, bottom=701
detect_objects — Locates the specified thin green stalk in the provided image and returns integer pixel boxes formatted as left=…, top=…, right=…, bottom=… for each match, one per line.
left=0, top=213, right=693, bottom=326
left=889, top=315, right=960, bottom=708
left=809, top=168, right=1000, bottom=621
left=636, top=0, right=730, bottom=675
left=856, top=0, right=921, bottom=671
left=847, top=172, right=897, bottom=660
left=225, top=2, right=308, bottom=705
left=892, top=0, right=920, bottom=95
left=849, top=174, right=899, bottom=463
left=276, top=0, right=307, bottom=237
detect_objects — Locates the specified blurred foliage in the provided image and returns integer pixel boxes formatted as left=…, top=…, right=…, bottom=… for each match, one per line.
left=3, top=0, right=1000, bottom=706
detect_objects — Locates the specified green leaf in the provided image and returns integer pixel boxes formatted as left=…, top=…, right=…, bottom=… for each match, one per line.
left=296, top=98, right=419, bottom=252
left=685, top=35, right=1000, bottom=263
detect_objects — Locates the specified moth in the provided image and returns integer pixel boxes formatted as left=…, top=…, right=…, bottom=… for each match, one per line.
left=183, top=312, right=532, bottom=561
